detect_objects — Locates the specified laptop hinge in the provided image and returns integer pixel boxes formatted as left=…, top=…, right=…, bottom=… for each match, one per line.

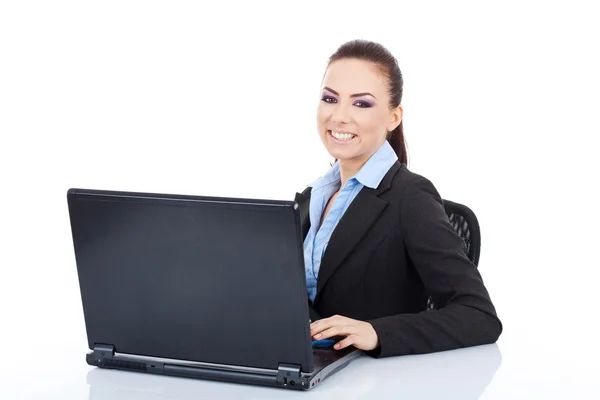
left=87, top=344, right=115, bottom=366
left=277, top=363, right=302, bottom=387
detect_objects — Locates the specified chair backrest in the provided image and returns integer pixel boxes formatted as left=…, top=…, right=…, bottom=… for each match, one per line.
left=442, top=199, right=481, bottom=267
left=425, top=199, right=481, bottom=311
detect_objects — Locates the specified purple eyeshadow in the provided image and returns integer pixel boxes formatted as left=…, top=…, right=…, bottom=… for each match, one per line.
left=322, top=90, right=338, bottom=101
left=354, top=98, right=375, bottom=108
left=320, top=90, right=375, bottom=108
left=355, top=98, right=375, bottom=107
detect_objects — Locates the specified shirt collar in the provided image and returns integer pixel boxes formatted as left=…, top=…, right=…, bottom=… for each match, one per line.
left=309, top=140, right=398, bottom=190
left=354, top=140, right=398, bottom=189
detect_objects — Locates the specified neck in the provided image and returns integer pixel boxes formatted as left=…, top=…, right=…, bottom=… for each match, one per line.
left=338, top=157, right=367, bottom=189
left=337, top=140, right=386, bottom=188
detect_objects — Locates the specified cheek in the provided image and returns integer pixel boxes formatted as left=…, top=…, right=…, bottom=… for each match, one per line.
left=356, top=110, right=387, bottom=136
left=316, top=105, right=330, bottom=129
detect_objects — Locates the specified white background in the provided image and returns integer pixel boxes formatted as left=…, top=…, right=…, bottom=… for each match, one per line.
left=1, top=1, right=599, bottom=398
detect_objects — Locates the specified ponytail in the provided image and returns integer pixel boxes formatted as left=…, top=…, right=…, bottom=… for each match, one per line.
left=387, top=120, right=408, bottom=165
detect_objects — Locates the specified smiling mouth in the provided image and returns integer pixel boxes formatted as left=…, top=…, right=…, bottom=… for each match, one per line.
left=328, top=130, right=357, bottom=142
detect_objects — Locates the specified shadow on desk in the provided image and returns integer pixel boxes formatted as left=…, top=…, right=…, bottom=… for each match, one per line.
left=86, top=344, right=502, bottom=399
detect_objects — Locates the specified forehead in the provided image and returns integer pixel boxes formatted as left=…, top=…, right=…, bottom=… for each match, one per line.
left=322, top=58, right=388, bottom=96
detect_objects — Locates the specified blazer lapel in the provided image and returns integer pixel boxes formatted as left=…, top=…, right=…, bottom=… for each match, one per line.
left=294, top=187, right=312, bottom=240
left=314, top=162, right=402, bottom=304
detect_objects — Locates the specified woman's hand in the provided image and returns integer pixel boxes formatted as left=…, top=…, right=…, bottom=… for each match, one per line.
left=310, top=315, right=380, bottom=351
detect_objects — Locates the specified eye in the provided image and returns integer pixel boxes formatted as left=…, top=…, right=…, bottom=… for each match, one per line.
left=354, top=101, right=372, bottom=108
left=321, top=95, right=337, bottom=104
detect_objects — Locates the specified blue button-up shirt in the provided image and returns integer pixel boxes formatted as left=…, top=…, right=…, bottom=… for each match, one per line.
left=304, top=140, right=399, bottom=303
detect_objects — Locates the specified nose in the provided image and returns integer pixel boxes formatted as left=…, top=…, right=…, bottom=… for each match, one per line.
left=331, top=101, right=351, bottom=125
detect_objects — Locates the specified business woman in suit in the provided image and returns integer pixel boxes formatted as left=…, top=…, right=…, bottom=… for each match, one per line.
left=299, top=39, right=502, bottom=358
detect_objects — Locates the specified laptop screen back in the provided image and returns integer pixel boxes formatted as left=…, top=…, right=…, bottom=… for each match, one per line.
left=67, top=189, right=314, bottom=372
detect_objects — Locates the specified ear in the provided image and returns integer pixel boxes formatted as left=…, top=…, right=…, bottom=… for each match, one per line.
left=387, top=105, right=403, bottom=132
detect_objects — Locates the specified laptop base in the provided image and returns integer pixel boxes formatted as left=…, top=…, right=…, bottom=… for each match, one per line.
left=87, top=344, right=362, bottom=391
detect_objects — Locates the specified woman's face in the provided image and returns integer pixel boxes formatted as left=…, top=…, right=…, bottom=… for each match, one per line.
left=317, top=58, right=402, bottom=163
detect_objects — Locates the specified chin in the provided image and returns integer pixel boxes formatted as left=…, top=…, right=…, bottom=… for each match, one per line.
left=320, top=134, right=361, bottom=161
left=327, top=148, right=356, bottom=161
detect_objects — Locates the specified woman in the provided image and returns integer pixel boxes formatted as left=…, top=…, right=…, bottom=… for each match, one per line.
left=296, top=39, right=502, bottom=358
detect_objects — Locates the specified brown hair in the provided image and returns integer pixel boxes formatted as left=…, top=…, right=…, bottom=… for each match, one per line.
left=328, top=39, right=408, bottom=165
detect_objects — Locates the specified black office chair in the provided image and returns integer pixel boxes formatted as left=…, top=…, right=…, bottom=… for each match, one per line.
left=425, top=199, right=481, bottom=311
left=443, top=199, right=481, bottom=267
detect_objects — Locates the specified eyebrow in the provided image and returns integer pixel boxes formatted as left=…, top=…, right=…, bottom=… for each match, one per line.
left=323, top=86, right=377, bottom=99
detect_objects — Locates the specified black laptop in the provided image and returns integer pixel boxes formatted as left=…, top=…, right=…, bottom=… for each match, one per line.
left=67, top=188, right=362, bottom=390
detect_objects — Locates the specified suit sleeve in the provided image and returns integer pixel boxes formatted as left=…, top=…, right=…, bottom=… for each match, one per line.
left=366, top=175, right=502, bottom=358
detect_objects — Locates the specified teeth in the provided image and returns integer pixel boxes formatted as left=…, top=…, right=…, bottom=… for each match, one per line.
left=331, top=131, right=356, bottom=141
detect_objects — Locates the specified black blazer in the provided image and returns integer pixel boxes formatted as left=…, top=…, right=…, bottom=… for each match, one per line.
left=294, top=162, right=502, bottom=358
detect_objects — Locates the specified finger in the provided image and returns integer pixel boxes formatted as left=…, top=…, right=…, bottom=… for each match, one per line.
left=334, top=335, right=355, bottom=350
left=311, top=320, right=345, bottom=338
left=310, top=315, right=349, bottom=335
left=313, top=326, right=339, bottom=340
left=311, top=315, right=345, bottom=328
left=310, top=316, right=332, bottom=330
left=310, top=319, right=334, bottom=336
left=313, top=325, right=357, bottom=340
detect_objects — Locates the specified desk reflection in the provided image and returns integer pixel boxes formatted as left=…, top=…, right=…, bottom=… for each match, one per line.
left=354, top=343, right=503, bottom=399
left=86, top=344, right=501, bottom=400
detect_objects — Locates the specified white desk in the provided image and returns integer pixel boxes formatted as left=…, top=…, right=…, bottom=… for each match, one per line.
left=3, top=337, right=599, bottom=399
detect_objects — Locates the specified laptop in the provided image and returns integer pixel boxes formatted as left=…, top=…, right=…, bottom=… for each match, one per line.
left=67, top=188, right=362, bottom=390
